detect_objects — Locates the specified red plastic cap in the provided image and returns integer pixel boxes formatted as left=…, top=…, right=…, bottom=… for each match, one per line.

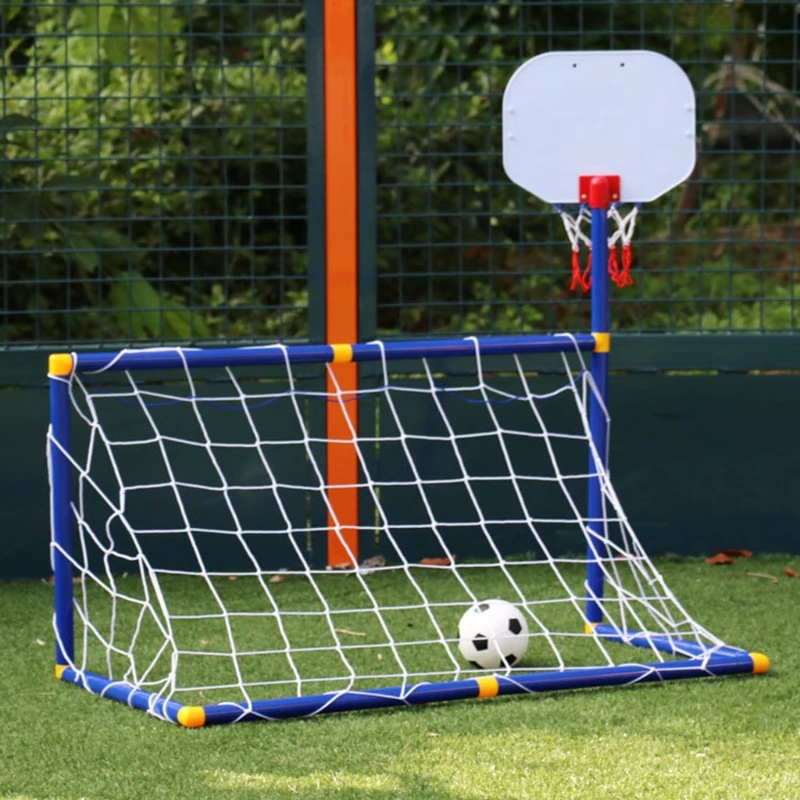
left=579, top=175, right=620, bottom=209
left=589, top=177, right=609, bottom=208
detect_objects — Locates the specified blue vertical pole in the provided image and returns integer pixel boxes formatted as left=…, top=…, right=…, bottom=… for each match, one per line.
left=49, top=355, right=74, bottom=670
left=585, top=177, right=611, bottom=625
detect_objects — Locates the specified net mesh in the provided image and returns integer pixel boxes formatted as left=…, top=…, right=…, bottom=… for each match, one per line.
left=556, top=205, right=640, bottom=291
left=49, top=338, right=728, bottom=719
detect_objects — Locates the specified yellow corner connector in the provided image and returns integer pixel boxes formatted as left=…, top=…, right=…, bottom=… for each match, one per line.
left=331, top=343, right=354, bottom=364
left=584, top=621, right=599, bottom=635
left=177, top=705, right=206, bottom=728
left=750, top=652, right=770, bottom=674
left=476, top=676, right=499, bottom=699
left=48, top=353, right=74, bottom=377
left=593, top=333, right=611, bottom=353
left=55, top=664, right=67, bottom=679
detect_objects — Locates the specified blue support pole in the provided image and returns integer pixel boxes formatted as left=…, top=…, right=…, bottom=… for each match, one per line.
left=49, top=357, right=74, bottom=669
left=64, top=333, right=597, bottom=374
left=585, top=177, right=612, bottom=625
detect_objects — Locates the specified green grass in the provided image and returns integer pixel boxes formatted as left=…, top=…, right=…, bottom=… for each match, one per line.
left=2, top=555, right=799, bottom=799
left=66, top=559, right=689, bottom=706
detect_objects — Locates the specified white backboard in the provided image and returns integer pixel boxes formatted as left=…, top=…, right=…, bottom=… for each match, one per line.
left=502, top=50, right=696, bottom=204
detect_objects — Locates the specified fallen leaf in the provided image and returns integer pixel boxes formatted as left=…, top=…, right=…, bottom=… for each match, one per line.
left=784, top=567, right=799, bottom=578
left=360, top=555, right=386, bottom=569
left=200, top=639, right=210, bottom=646
left=420, top=556, right=455, bottom=566
left=427, top=732, right=440, bottom=737
left=334, top=628, right=366, bottom=637
left=705, top=552, right=735, bottom=565
left=721, top=549, right=753, bottom=558
left=34, top=639, right=46, bottom=646
left=269, top=574, right=288, bottom=584
left=376, top=653, right=383, bottom=661
left=227, top=576, right=238, bottom=581
left=328, top=562, right=354, bottom=571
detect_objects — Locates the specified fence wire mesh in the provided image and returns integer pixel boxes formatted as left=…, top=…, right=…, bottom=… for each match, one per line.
left=2, top=0, right=307, bottom=348
left=374, top=1, right=800, bottom=336
left=2, top=1, right=798, bottom=349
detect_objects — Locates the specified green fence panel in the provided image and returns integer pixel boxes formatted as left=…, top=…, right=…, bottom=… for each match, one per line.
left=1, top=0, right=310, bottom=348
left=372, top=1, right=800, bottom=337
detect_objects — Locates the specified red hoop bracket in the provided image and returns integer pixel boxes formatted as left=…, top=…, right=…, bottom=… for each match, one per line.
left=579, top=176, right=620, bottom=207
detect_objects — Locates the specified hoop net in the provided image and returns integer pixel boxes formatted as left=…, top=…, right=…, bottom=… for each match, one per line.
left=556, top=204, right=639, bottom=292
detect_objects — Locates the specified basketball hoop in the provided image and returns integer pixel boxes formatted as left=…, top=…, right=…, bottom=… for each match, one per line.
left=555, top=203, right=640, bottom=292
left=502, top=50, right=695, bottom=294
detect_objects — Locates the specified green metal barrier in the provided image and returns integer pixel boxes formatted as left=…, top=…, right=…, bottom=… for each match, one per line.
left=5, top=348, right=800, bottom=579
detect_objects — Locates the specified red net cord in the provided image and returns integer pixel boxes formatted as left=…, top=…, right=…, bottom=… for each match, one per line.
left=572, top=247, right=635, bottom=292
left=620, top=243, right=634, bottom=286
left=570, top=250, right=592, bottom=292
left=608, top=244, right=634, bottom=287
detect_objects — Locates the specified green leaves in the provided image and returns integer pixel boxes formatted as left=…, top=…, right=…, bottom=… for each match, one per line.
left=103, top=5, right=131, bottom=66
left=0, top=113, right=38, bottom=132
left=61, top=230, right=101, bottom=273
left=42, top=174, right=106, bottom=192
left=70, top=0, right=180, bottom=69
left=2, top=0, right=26, bottom=24
left=129, top=0, right=178, bottom=69
left=108, top=270, right=210, bottom=340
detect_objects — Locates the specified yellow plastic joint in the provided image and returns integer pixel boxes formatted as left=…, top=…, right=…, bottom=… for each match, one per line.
left=177, top=705, right=206, bottom=728
left=593, top=333, right=610, bottom=353
left=584, top=621, right=599, bottom=635
left=331, top=343, right=354, bottom=363
left=750, top=652, right=770, bottom=674
left=49, top=353, right=74, bottom=376
left=55, top=664, right=67, bottom=679
left=476, top=676, right=499, bottom=699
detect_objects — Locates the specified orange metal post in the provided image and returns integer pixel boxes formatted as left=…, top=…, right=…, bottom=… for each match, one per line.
left=324, top=0, right=359, bottom=567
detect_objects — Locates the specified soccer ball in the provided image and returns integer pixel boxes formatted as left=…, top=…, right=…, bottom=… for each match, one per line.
left=457, top=598, right=529, bottom=670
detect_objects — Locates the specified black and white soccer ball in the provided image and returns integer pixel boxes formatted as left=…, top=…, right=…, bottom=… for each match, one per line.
left=457, top=598, right=530, bottom=669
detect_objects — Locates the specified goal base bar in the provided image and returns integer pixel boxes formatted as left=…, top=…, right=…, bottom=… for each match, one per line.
left=56, top=643, right=767, bottom=727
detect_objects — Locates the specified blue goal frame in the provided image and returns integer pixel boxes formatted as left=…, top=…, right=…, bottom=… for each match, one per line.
left=48, top=181, right=767, bottom=727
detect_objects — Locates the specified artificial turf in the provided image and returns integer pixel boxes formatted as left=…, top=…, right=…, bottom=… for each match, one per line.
left=1, top=555, right=798, bottom=799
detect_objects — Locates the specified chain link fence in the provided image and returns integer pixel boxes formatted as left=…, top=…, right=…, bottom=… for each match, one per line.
left=1, top=1, right=798, bottom=348
left=2, top=0, right=307, bottom=348
left=374, top=0, right=799, bottom=336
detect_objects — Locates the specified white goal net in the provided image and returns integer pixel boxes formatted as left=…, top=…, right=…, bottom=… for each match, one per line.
left=48, top=337, right=742, bottom=724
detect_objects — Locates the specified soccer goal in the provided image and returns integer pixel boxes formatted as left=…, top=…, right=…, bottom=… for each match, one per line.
left=48, top=51, right=767, bottom=726
left=48, top=334, right=767, bottom=727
